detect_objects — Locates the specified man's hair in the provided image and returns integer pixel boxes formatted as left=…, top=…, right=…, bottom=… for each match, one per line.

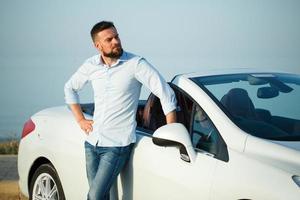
left=90, top=21, right=115, bottom=42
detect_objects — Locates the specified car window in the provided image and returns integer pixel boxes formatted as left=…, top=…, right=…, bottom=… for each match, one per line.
left=192, top=73, right=300, bottom=141
left=191, top=104, right=219, bottom=155
left=173, top=87, right=193, bottom=130
left=141, top=86, right=192, bottom=133
left=171, top=87, right=224, bottom=157
left=142, top=85, right=229, bottom=161
left=142, top=93, right=166, bottom=132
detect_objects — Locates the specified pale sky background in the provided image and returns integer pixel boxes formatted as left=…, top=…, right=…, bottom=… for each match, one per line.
left=0, top=0, right=300, bottom=139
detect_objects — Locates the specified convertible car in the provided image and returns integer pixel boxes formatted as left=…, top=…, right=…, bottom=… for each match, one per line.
left=18, top=69, right=300, bottom=200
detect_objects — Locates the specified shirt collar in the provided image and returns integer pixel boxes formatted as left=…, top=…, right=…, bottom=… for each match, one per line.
left=98, top=51, right=128, bottom=67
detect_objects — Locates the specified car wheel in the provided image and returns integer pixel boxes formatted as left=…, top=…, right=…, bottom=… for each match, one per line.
left=29, top=163, right=66, bottom=200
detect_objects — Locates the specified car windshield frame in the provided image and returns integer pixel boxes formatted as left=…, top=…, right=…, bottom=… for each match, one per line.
left=191, top=72, right=300, bottom=141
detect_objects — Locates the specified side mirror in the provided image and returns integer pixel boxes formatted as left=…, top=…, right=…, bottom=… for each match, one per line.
left=152, top=123, right=196, bottom=163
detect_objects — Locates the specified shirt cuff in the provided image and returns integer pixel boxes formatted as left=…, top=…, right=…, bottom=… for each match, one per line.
left=64, top=94, right=80, bottom=104
left=161, top=102, right=177, bottom=116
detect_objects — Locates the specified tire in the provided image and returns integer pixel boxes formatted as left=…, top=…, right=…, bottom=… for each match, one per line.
left=29, top=163, right=66, bottom=200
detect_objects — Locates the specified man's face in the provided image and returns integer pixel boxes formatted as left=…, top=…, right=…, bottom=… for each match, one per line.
left=94, top=27, right=123, bottom=58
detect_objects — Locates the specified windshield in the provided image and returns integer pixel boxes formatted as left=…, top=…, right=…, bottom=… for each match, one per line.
left=191, top=73, right=300, bottom=141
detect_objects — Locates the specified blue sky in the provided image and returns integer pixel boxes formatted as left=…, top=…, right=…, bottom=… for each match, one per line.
left=0, top=0, right=300, bottom=137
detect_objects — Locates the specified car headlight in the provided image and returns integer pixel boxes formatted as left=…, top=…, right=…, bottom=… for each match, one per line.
left=292, top=175, right=300, bottom=188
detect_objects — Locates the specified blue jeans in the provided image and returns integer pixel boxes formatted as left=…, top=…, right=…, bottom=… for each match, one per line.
left=84, top=141, right=133, bottom=200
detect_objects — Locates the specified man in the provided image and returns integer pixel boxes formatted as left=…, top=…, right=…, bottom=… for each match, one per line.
left=64, top=21, right=177, bottom=200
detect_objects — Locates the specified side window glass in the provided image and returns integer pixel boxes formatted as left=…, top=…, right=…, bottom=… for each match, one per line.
left=192, top=105, right=219, bottom=155
left=142, top=94, right=166, bottom=132
left=173, top=91, right=193, bottom=131
left=142, top=87, right=193, bottom=133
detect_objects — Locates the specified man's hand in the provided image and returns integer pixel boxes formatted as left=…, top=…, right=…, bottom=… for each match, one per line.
left=69, top=104, right=94, bottom=135
left=78, top=119, right=94, bottom=134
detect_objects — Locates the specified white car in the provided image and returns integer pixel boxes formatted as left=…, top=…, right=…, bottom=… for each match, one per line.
left=18, top=69, right=300, bottom=200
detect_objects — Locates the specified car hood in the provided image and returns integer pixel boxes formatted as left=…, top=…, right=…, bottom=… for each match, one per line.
left=244, top=135, right=300, bottom=175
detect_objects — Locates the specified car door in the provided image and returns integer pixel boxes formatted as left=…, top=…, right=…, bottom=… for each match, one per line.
left=119, top=87, right=228, bottom=200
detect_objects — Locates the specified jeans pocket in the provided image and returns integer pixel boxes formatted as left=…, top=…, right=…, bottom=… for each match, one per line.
left=84, top=141, right=93, bottom=148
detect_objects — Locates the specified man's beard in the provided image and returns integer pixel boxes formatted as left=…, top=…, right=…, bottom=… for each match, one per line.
left=103, top=47, right=123, bottom=59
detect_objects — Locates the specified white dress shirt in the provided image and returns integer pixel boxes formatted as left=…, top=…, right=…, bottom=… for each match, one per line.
left=64, top=51, right=177, bottom=147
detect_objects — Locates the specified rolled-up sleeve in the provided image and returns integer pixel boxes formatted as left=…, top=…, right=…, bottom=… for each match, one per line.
left=134, top=58, right=177, bottom=115
left=64, top=63, right=89, bottom=104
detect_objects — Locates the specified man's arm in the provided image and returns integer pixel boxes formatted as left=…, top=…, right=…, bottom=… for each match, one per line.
left=64, top=63, right=92, bottom=134
left=134, top=58, right=177, bottom=124
left=166, top=110, right=177, bottom=124
left=69, top=104, right=94, bottom=134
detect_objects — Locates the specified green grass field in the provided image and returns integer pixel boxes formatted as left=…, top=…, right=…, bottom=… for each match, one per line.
left=0, top=140, right=19, bottom=155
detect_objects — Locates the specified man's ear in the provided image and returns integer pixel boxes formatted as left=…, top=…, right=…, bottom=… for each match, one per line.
left=94, top=41, right=101, bottom=50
